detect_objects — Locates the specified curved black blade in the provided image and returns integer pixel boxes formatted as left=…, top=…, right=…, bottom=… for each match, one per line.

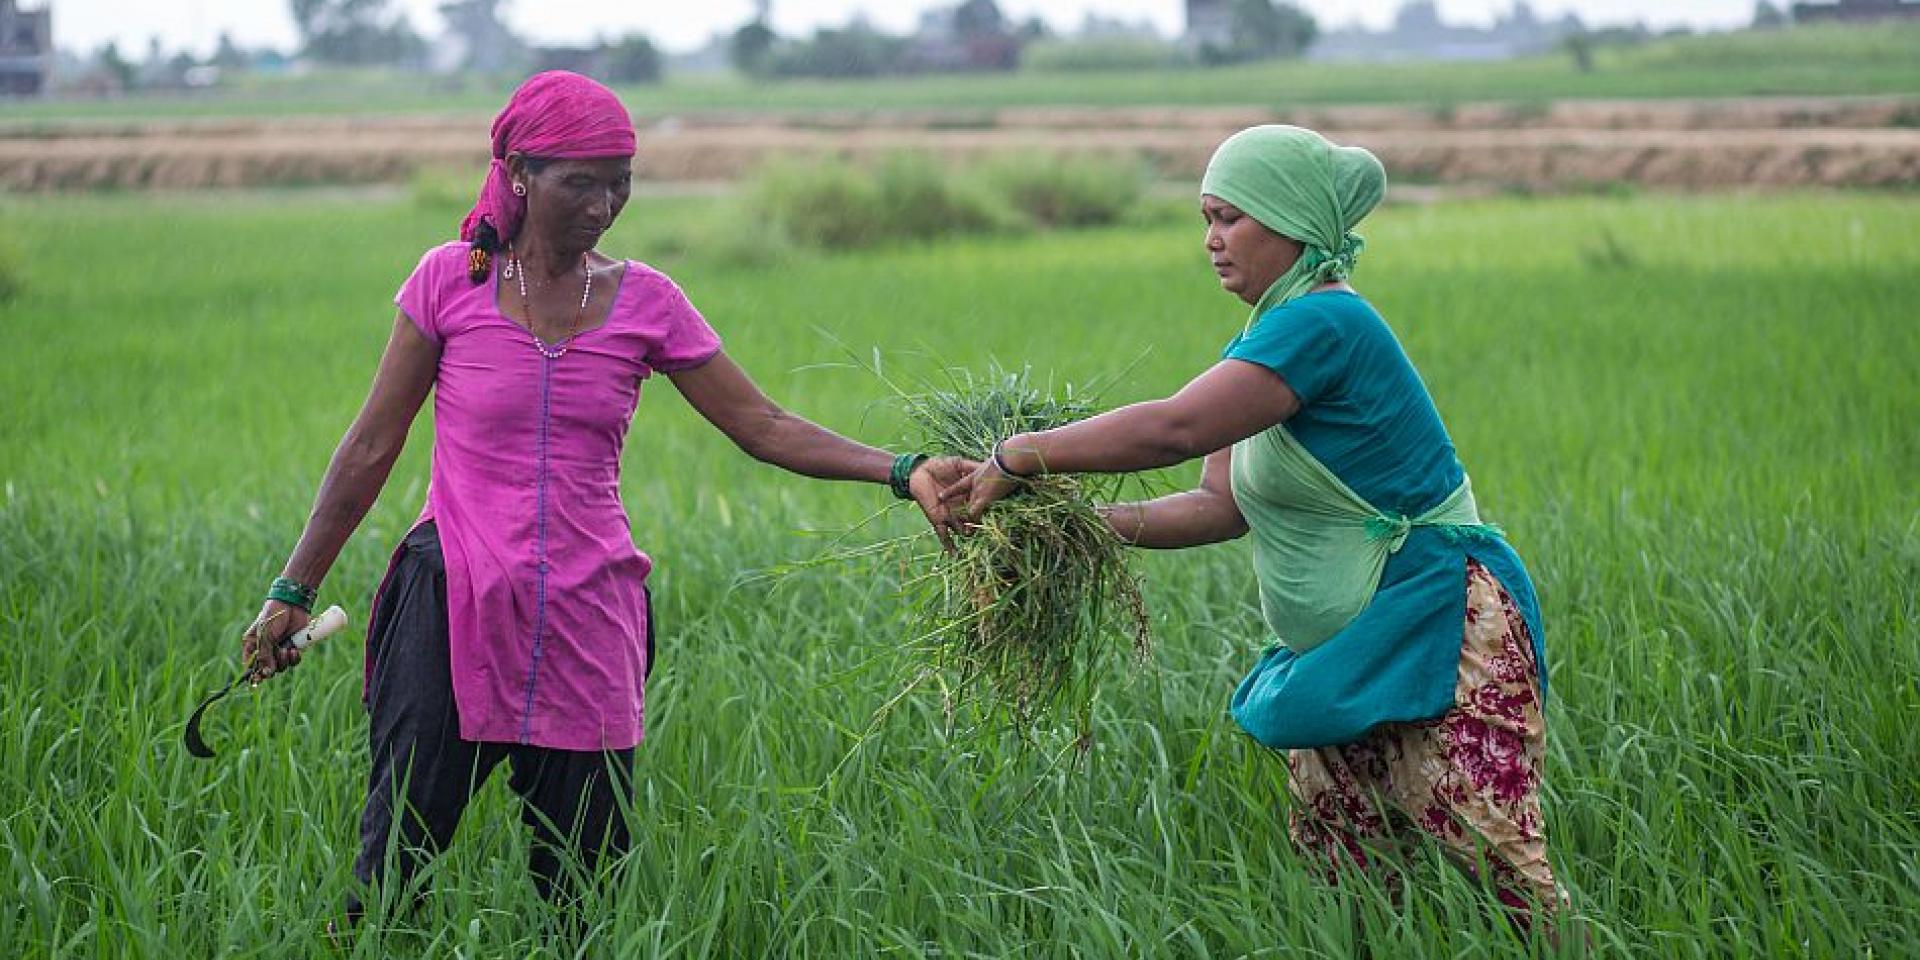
left=183, top=673, right=244, bottom=759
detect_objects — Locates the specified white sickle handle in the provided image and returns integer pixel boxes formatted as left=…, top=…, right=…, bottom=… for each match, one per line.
left=288, top=604, right=349, bottom=651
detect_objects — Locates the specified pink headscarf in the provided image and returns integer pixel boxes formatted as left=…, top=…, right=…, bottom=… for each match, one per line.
left=459, top=71, right=637, bottom=248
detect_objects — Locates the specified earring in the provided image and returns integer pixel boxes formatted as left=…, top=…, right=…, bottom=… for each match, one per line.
left=512, top=182, right=526, bottom=197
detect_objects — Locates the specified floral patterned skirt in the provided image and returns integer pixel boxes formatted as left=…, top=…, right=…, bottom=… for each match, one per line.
left=1285, top=558, right=1567, bottom=919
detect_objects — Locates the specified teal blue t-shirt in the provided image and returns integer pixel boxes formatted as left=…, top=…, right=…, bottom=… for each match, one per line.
left=1220, top=290, right=1464, bottom=518
left=1215, top=291, right=1548, bottom=748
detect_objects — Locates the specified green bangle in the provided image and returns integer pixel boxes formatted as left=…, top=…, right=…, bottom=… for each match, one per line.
left=267, top=576, right=318, bottom=611
left=889, top=452, right=929, bottom=500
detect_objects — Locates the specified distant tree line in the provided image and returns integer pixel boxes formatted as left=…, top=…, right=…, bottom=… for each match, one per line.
left=1195, top=0, right=1318, bottom=66
left=290, top=0, right=425, bottom=66
left=61, top=0, right=1329, bottom=96
left=72, top=32, right=294, bottom=95
left=48, top=0, right=1882, bottom=99
left=288, top=0, right=661, bottom=83
left=730, top=0, right=1320, bottom=81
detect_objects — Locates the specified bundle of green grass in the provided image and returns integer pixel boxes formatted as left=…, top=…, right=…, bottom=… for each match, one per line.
left=892, top=367, right=1153, bottom=746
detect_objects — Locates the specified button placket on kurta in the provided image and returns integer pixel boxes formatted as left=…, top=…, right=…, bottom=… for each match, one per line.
left=519, top=347, right=558, bottom=744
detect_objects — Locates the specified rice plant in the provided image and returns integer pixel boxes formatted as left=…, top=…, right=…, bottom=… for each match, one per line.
left=889, top=366, right=1153, bottom=747
left=2, top=189, right=1916, bottom=957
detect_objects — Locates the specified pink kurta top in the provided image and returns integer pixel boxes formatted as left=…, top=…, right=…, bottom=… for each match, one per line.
left=391, top=242, right=722, bottom=751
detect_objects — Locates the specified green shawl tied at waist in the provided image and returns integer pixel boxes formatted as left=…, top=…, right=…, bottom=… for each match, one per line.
left=1199, top=125, right=1386, bottom=327
left=1231, top=421, right=1502, bottom=654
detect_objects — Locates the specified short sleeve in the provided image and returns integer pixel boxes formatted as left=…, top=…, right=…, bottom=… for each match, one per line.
left=1221, top=297, right=1351, bottom=407
left=640, top=271, right=723, bottom=374
left=393, top=245, right=453, bottom=345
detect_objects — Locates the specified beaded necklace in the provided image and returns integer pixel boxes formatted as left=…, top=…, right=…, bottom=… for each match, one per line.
left=507, top=249, right=593, bottom=360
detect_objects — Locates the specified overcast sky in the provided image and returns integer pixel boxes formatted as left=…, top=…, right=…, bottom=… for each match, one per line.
left=44, top=1, right=1759, bottom=58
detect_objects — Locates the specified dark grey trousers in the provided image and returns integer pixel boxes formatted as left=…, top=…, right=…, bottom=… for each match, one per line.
left=348, top=522, right=646, bottom=916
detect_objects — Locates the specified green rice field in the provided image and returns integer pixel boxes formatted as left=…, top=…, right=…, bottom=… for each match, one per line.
left=1, top=186, right=1916, bottom=957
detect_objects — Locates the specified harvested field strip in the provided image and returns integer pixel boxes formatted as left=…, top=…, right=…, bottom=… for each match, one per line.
left=3, top=101, right=1918, bottom=192
left=6, top=96, right=1919, bottom=140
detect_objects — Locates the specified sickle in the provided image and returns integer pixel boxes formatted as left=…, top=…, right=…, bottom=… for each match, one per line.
left=184, top=605, right=349, bottom=759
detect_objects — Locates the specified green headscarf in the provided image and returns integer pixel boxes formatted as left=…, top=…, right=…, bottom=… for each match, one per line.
left=1200, top=125, right=1387, bottom=326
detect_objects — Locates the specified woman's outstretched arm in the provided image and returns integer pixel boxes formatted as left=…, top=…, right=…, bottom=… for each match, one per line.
left=668, top=352, right=893, bottom=482
left=246, top=311, right=440, bottom=678
left=667, top=351, right=971, bottom=541
left=944, top=359, right=1298, bottom=520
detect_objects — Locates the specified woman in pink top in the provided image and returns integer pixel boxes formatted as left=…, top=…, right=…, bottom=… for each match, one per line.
left=237, top=72, right=967, bottom=926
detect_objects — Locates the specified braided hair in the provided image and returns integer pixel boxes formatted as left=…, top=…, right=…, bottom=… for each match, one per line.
left=466, top=220, right=503, bottom=284
left=465, top=157, right=548, bottom=284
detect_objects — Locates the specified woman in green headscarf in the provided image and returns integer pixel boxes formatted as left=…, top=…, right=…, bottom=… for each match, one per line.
left=944, top=125, right=1568, bottom=923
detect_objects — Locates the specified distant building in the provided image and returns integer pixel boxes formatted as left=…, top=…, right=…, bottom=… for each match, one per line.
left=1184, top=0, right=1233, bottom=52
left=0, top=0, right=52, bottom=96
left=1791, top=0, right=1920, bottom=21
left=1075, top=14, right=1159, bottom=39
left=249, top=49, right=301, bottom=77
left=901, top=3, right=1019, bottom=73
left=1079, top=13, right=1161, bottom=40
left=1313, top=1, right=1583, bottom=63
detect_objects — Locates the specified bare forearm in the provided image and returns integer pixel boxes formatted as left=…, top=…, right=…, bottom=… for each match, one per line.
left=992, top=361, right=1300, bottom=480
left=1101, top=488, right=1246, bottom=549
left=279, top=433, right=403, bottom=587
left=740, top=411, right=891, bottom=484
left=999, top=401, right=1208, bottom=477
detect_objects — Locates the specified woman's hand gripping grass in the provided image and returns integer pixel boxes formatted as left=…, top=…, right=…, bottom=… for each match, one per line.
left=942, top=454, right=1025, bottom=526
left=908, top=455, right=978, bottom=552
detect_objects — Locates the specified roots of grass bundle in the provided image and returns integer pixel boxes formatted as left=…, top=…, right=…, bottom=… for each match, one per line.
left=896, top=367, right=1152, bottom=744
